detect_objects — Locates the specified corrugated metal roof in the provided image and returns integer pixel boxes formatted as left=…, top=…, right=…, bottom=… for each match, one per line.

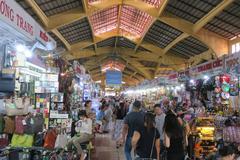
left=169, top=36, right=209, bottom=58
left=15, top=0, right=40, bottom=22
left=35, top=0, right=83, bottom=16
left=117, top=37, right=136, bottom=49
left=204, top=0, right=240, bottom=39
left=165, top=0, right=223, bottom=23
left=58, top=18, right=93, bottom=44
left=97, top=37, right=116, bottom=47
left=144, top=20, right=182, bottom=48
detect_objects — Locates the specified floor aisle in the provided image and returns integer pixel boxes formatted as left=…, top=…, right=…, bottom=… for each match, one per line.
left=92, top=134, right=125, bottom=160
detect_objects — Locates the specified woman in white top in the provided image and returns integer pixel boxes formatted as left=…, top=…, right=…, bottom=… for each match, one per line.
left=67, top=110, right=92, bottom=160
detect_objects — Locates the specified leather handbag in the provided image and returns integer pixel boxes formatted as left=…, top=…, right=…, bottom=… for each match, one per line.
left=3, top=116, right=15, bottom=134
left=15, top=116, right=25, bottom=134
left=0, top=115, right=4, bottom=133
left=5, top=98, right=29, bottom=116
left=34, top=132, right=44, bottom=147
left=32, top=114, right=44, bottom=134
left=0, top=134, right=9, bottom=149
left=44, top=129, right=57, bottom=149
left=24, top=116, right=34, bottom=135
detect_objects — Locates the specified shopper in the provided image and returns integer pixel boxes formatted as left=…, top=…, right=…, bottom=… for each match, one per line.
left=95, top=105, right=106, bottom=133
left=66, top=111, right=93, bottom=160
left=154, top=104, right=166, bottom=152
left=163, top=113, right=187, bottom=160
left=132, top=112, right=160, bottom=160
left=218, top=145, right=235, bottom=160
left=103, top=103, right=113, bottom=133
left=120, top=100, right=145, bottom=160
left=112, top=102, right=127, bottom=146
left=84, top=100, right=92, bottom=117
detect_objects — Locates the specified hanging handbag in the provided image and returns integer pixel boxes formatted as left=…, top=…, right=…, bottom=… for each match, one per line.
left=24, top=116, right=34, bottom=135
left=32, top=113, right=44, bottom=134
left=15, top=116, right=25, bottom=134
left=0, top=99, right=6, bottom=114
left=44, top=129, right=57, bottom=149
left=3, top=116, right=15, bottom=134
left=54, top=133, right=68, bottom=149
left=11, top=134, right=34, bottom=147
left=0, top=115, right=4, bottom=133
left=34, top=132, right=45, bottom=147
left=5, top=98, right=28, bottom=116
left=0, top=134, right=9, bottom=149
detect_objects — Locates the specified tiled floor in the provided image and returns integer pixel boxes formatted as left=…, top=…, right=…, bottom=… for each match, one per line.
left=92, top=134, right=125, bottom=160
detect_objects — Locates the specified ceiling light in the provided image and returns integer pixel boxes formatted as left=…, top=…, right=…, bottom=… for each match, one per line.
left=24, top=50, right=32, bottom=58
left=203, top=75, right=209, bottom=80
left=16, top=44, right=25, bottom=53
left=190, top=79, right=195, bottom=84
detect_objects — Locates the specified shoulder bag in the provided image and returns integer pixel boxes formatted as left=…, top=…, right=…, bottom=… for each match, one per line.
left=149, top=129, right=156, bottom=160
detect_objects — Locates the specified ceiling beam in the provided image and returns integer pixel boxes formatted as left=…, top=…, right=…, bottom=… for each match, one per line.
left=25, top=0, right=74, bottom=53
left=25, top=0, right=49, bottom=27
left=47, top=8, right=86, bottom=31
left=188, top=49, right=215, bottom=66
left=193, top=0, right=234, bottom=33
left=82, top=0, right=97, bottom=54
left=153, top=33, right=189, bottom=76
left=121, top=55, right=152, bottom=79
left=51, top=29, right=71, bottom=50
left=162, top=33, right=189, bottom=55
left=124, top=0, right=160, bottom=17
left=158, top=0, right=169, bottom=16
left=134, top=0, right=169, bottom=52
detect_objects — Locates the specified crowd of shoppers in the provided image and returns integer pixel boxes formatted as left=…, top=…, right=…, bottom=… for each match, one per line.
left=69, top=96, right=240, bottom=160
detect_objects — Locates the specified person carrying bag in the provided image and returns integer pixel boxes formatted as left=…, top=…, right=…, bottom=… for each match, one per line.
left=132, top=113, right=161, bottom=160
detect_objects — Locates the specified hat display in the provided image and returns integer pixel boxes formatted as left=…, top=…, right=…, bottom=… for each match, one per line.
left=221, top=92, right=230, bottom=100
left=221, top=82, right=230, bottom=92
left=215, top=87, right=221, bottom=93
left=220, top=75, right=230, bottom=83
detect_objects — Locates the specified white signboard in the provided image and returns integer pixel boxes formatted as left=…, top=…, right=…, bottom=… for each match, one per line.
left=0, top=0, right=56, bottom=48
left=50, top=111, right=69, bottom=119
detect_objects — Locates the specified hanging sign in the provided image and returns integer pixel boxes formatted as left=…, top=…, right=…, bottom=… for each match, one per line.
left=106, top=70, right=122, bottom=85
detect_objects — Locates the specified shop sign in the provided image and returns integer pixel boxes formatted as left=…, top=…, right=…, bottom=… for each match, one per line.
left=190, top=59, right=223, bottom=76
left=168, top=73, right=178, bottom=80
left=225, top=52, right=240, bottom=74
left=50, top=111, right=68, bottom=119
left=0, top=0, right=56, bottom=48
left=0, top=0, right=35, bottom=40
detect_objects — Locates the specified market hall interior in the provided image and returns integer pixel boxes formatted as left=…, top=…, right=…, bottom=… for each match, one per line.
left=0, top=0, right=240, bottom=160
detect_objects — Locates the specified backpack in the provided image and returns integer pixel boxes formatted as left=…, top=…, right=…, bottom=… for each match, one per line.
left=15, top=116, right=25, bottom=134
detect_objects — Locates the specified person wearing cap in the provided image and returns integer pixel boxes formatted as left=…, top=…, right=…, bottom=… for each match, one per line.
left=120, top=100, right=145, bottom=160
left=154, top=104, right=166, bottom=155
left=66, top=110, right=93, bottom=160
left=218, top=145, right=236, bottom=160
